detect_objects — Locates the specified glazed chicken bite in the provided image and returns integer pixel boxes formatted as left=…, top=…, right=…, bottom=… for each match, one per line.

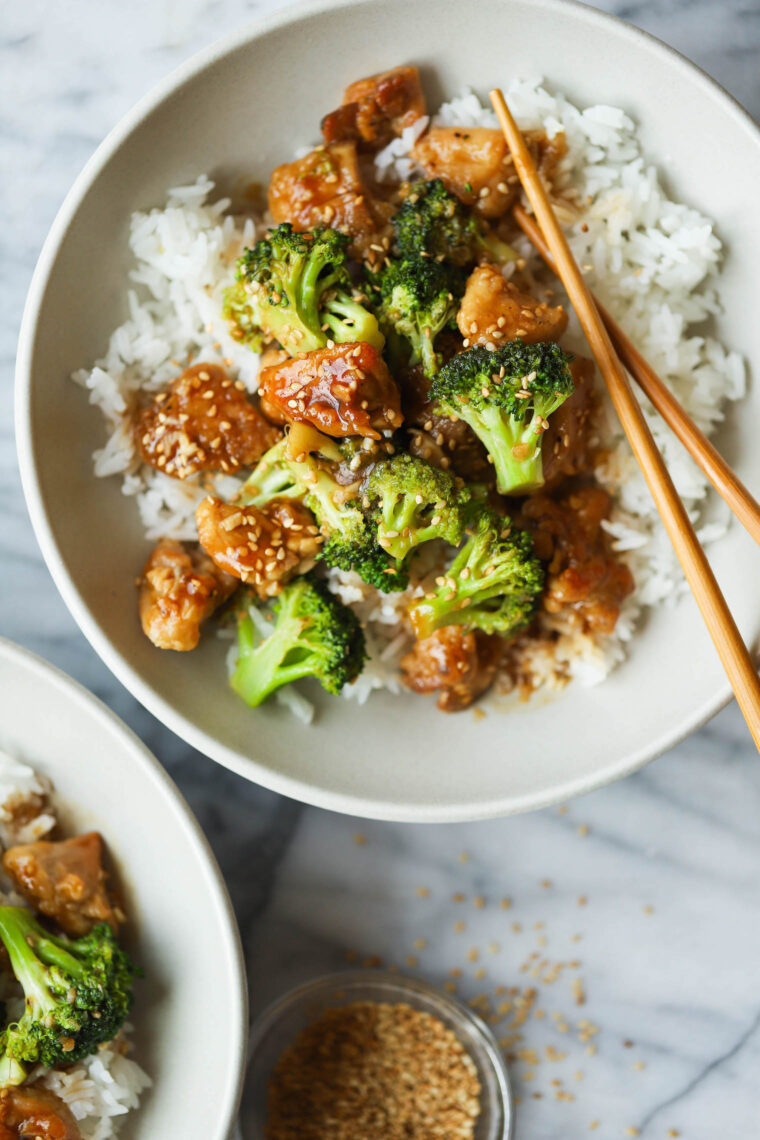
left=401, top=626, right=504, bottom=712
left=412, top=127, right=518, bottom=219
left=321, top=65, right=426, bottom=150
left=521, top=486, right=634, bottom=635
left=0, top=1086, right=83, bottom=1140
left=196, top=496, right=322, bottom=599
left=541, top=355, right=597, bottom=491
left=259, top=342, right=404, bottom=439
left=139, top=539, right=237, bottom=651
left=457, top=264, right=568, bottom=346
left=137, top=363, right=281, bottom=479
left=268, top=142, right=389, bottom=261
left=2, top=832, right=118, bottom=938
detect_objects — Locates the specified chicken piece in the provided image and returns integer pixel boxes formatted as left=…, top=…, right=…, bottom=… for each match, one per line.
left=259, top=342, right=403, bottom=439
left=3, top=833, right=118, bottom=938
left=138, top=539, right=237, bottom=652
left=401, top=626, right=503, bottom=712
left=413, top=127, right=568, bottom=219
left=521, top=486, right=634, bottom=635
left=268, top=142, right=387, bottom=261
left=137, top=363, right=281, bottom=480
left=457, top=264, right=568, bottom=347
left=196, top=497, right=322, bottom=599
left=541, top=356, right=597, bottom=491
left=0, top=1086, right=82, bottom=1140
left=412, top=126, right=518, bottom=218
left=321, top=65, right=426, bottom=150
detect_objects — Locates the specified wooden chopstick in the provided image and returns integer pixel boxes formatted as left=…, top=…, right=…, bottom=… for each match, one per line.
left=512, top=203, right=760, bottom=547
left=490, top=88, right=760, bottom=750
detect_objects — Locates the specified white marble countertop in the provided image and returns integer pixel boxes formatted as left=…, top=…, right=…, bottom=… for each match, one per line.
left=3, top=1, right=760, bottom=1136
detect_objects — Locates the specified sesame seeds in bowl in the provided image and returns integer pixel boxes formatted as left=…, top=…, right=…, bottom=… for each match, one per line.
left=243, top=971, right=513, bottom=1139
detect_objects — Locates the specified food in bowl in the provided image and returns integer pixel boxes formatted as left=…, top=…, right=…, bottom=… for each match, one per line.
left=75, top=66, right=743, bottom=723
left=0, top=750, right=148, bottom=1138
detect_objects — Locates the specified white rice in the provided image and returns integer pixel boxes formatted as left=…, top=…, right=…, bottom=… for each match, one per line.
left=74, top=77, right=745, bottom=711
left=0, top=748, right=151, bottom=1138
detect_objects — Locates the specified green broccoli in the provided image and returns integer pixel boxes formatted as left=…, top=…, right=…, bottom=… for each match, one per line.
left=321, top=523, right=409, bottom=592
left=365, top=453, right=470, bottom=561
left=242, top=440, right=408, bottom=592
left=0, top=908, right=136, bottom=1083
left=230, top=575, right=367, bottom=707
left=408, top=509, right=545, bottom=640
left=223, top=224, right=384, bottom=356
left=393, top=179, right=516, bottom=267
left=430, top=341, right=575, bottom=495
left=370, top=255, right=463, bottom=378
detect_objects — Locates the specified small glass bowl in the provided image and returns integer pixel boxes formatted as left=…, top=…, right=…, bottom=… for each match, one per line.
left=242, top=970, right=513, bottom=1139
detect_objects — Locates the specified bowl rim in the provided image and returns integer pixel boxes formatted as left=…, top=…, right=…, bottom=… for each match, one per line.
left=15, top=0, right=759, bottom=822
left=0, top=636, right=249, bottom=1140
left=246, top=968, right=514, bottom=1139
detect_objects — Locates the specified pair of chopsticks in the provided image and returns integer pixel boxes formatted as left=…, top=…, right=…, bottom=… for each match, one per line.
left=489, top=89, right=760, bottom=748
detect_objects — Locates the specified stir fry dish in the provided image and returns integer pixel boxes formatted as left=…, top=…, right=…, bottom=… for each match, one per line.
left=129, top=64, right=637, bottom=716
left=0, top=761, right=144, bottom=1139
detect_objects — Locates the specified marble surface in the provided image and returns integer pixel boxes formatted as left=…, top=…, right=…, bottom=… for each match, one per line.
left=3, top=1, right=760, bottom=1136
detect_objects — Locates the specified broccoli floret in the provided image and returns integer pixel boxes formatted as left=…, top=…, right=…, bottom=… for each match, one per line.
left=365, top=453, right=470, bottom=561
left=430, top=341, right=575, bottom=495
left=408, top=509, right=545, bottom=640
left=370, top=256, right=463, bottom=378
left=223, top=224, right=384, bottom=356
left=0, top=908, right=136, bottom=1083
left=241, top=438, right=305, bottom=507
left=242, top=440, right=408, bottom=592
left=394, top=179, right=516, bottom=267
left=321, top=524, right=409, bottom=592
left=230, top=575, right=367, bottom=706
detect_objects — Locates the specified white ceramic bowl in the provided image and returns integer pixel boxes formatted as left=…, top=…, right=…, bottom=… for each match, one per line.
left=0, top=638, right=247, bottom=1139
left=16, top=0, right=760, bottom=822
left=244, top=971, right=513, bottom=1139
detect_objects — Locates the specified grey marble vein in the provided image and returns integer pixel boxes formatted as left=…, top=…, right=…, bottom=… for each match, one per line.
left=2, top=1, right=760, bottom=1136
